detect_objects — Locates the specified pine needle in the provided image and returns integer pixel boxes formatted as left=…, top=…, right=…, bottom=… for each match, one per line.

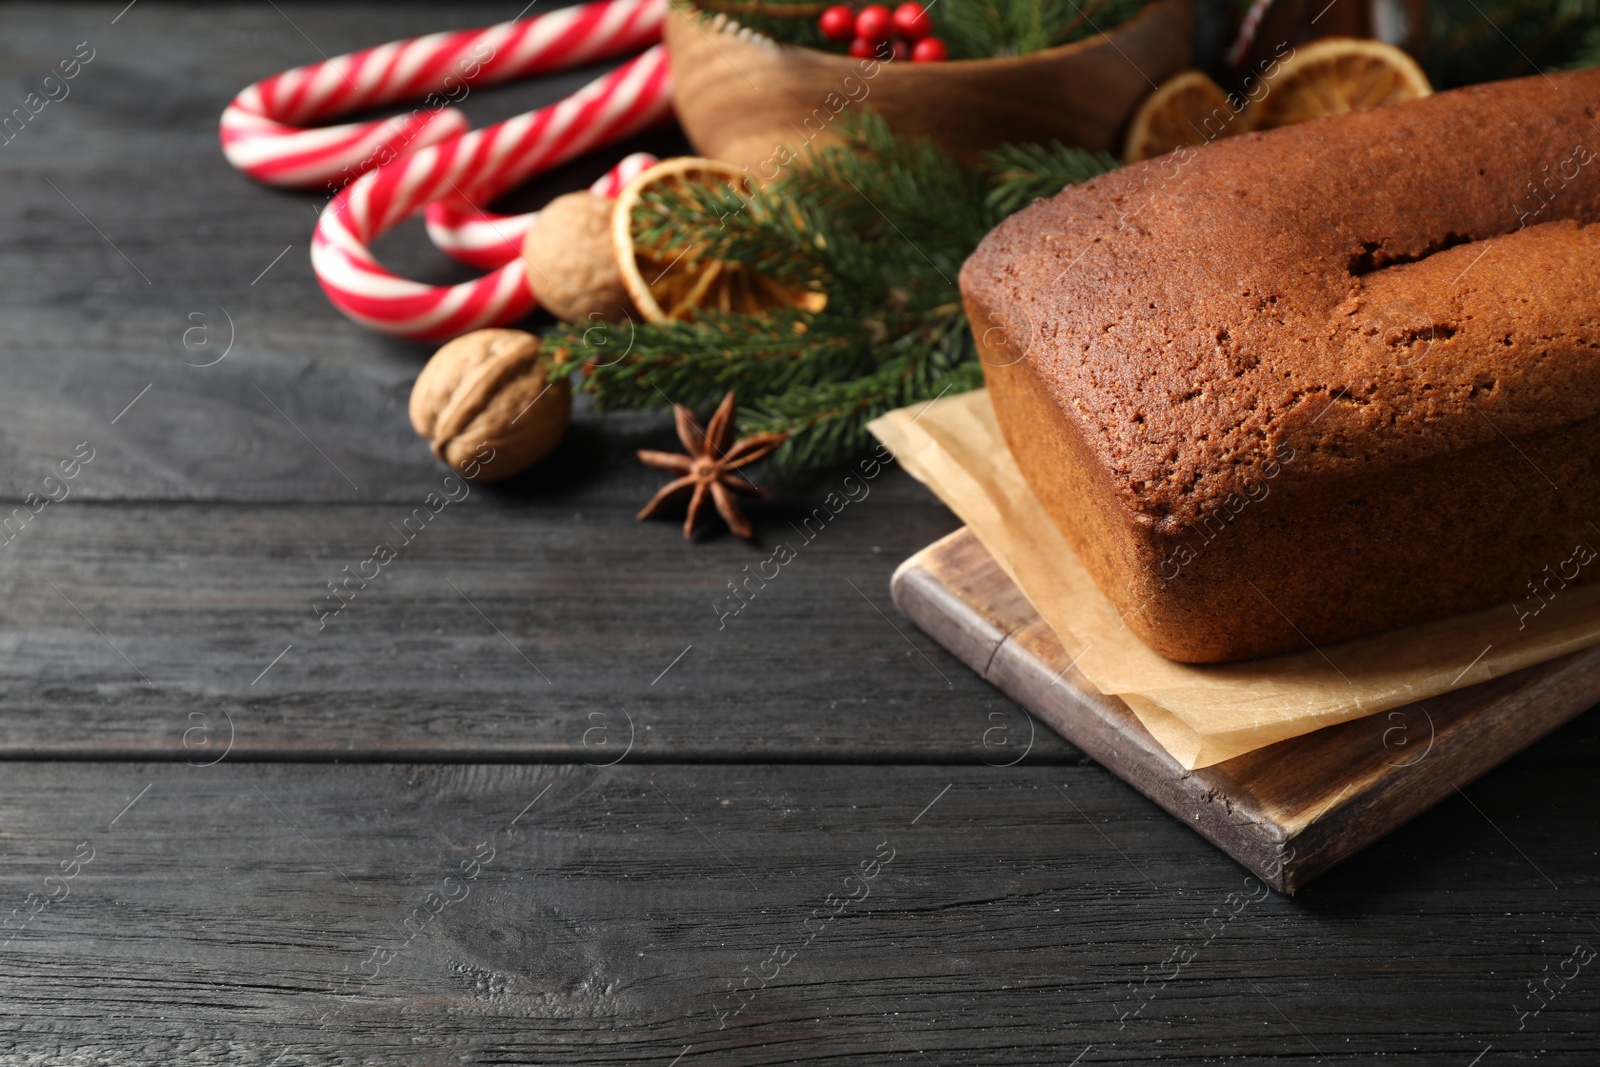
left=982, top=141, right=1121, bottom=216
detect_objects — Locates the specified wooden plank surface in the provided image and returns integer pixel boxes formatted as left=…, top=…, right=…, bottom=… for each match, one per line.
left=3, top=760, right=1600, bottom=1065
left=0, top=3, right=1598, bottom=1063
left=893, top=528, right=1600, bottom=891
left=0, top=494, right=1064, bottom=762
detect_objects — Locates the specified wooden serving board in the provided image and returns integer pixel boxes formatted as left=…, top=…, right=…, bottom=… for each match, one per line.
left=892, top=527, right=1600, bottom=892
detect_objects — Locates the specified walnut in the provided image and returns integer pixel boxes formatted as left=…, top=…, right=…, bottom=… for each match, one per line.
left=522, top=191, right=636, bottom=324
left=409, top=329, right=570, bottom=482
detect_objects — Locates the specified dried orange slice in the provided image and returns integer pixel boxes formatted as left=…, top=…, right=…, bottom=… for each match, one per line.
left=1123, top=70, right=1241, bottom=163
left=1242, top=37, right=1431, bottom=132
left=611, top=156, right=826, bottom=324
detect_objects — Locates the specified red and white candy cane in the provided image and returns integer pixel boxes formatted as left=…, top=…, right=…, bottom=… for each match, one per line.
left=312, top=45, right=673, bottom=339
left=1226, top=0, right=1276, bottom=67
left=219, top=0, right=675, bottom=340
left=219, top=0, right=665, bottom=189
left=423, top=148, right=658, bottom=270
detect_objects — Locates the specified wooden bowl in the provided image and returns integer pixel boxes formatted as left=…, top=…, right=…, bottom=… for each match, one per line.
left=665, top=0, right=1194, bottom=172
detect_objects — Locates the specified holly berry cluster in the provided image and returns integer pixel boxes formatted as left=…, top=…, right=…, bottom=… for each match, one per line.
left=817, top=2, right=947, bottom=62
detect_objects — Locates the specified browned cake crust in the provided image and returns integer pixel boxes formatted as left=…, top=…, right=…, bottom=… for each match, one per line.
left=960, top=70, right=1600, bottom=663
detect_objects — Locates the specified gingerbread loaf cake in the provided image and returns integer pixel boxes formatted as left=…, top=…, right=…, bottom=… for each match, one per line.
left=960, top=69, right=1600, bottom=663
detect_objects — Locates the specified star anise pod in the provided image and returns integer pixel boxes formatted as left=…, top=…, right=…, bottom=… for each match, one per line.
left=636, top=391, right=786, bottom=539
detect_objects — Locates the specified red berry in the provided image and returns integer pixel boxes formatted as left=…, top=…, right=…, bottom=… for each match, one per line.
left=854, top=4, right=893, bottom=42
left=847, top=35, right=877, bottom=58
left=889, top=37, right=910, bottom=61
left=911, top=35, right=947, bottom=62
left=818, top=4, right=856, bottom=42
left=892, top=2, right=932, bottom=39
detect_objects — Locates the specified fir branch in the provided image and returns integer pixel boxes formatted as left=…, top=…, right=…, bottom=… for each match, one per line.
left=542, top=114, right=1112, bottom=475
left=933, top=0, right=1146, bottom=58
left=684, top=0, right=832, bottom=48
left=1428, top=0, right=1600, bottom=85
left=934, top=0, right=1065, bottom=59
left=622, top=115, right=995, bottom=308
left=631, top=179, right=831, bottom=293
left=1556, top=16, right=1600, bottom=68
left=741, top=310, right=983, bottom=471
left=982, top=140, right=1121, bottom=216
left=794, top=112, right=1001, bottom=264
left=1049, top=0, right=1148, bottom=45
left=545, top=309, right=876, bottom=416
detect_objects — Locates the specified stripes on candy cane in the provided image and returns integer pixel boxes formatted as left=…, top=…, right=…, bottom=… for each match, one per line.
left=312, top=48, right=672, bottom=341
left=1226, top=0, right=1277, bottom=67
left=220, top=0, right=666, bottom=189
left=424, top=152, right=659, bottom=271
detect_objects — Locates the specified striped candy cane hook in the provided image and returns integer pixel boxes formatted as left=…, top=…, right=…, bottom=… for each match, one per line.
left=311, top=45, right=673, bottom=340
left=220, top=0, right=675, bottom=339
left=422, top=149, right=659, bottom=271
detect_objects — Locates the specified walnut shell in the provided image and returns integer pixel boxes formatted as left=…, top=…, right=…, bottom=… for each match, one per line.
left=522, top=191, right=636, bottom=324
left=409, top=329, right=570, bottom=482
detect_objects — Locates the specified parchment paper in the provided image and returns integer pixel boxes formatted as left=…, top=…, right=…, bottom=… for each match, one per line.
left=869, top=389, right=1600, bottom=769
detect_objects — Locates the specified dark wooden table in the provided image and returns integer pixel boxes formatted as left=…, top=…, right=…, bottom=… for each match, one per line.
left=2, top=4, right=1597, bottom=1063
